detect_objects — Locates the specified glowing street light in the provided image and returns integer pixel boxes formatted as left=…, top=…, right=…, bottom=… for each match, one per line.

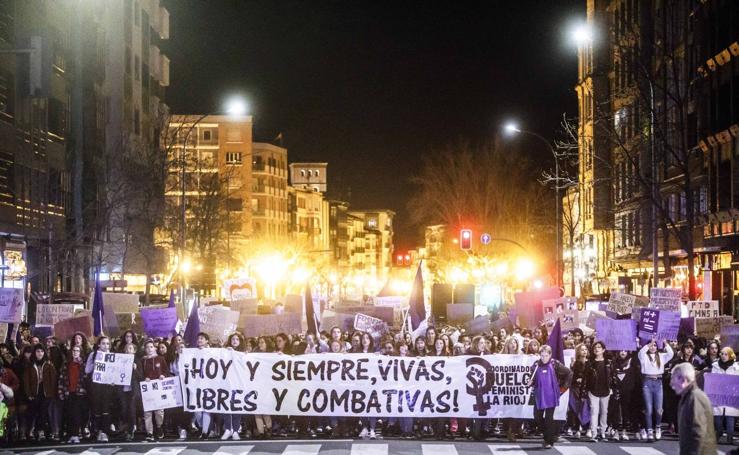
left=571, top=23, right=594, bottom=46
left=514, top=258, right=536, bottom=282
left=225, top=96, right=248, bottom=116
left=504, top=122, right=521, bottom=135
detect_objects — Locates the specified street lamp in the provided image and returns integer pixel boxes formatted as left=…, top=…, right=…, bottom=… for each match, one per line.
left=504, top=122, right=561, bottom=288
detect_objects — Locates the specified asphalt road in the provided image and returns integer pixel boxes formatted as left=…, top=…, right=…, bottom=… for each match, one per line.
left=0, top=438, right=736, bottom=455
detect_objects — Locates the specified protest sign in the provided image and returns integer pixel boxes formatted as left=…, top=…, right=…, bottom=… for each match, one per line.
left=54, top=314, right=92, bottom=341
left=141, top=307, right=178, bottom=338
left=35, top=304, right=76, bottom=327
left=140, top=376, right=183, bottom=412
left=179, top=349, right=569, bottom=419
left=103, top=292, right=139, bottom=313
left=0, top=288, right=23, bottom=323
left=446, top=304, right=474, bottom=324
left=491, top=317, right=513, bottom=335
left=679, top=317, right=696, bottom=338
left=543, top=297, right=578, bottom=315
left=721, top=325, right=739, bottom=351
left=696, top=315, right=734, bottom=339
left=320, top=311, right=354, bottom=333
left=465, top=315, right=492, bottom=334
left=354, top=313, right=388, bottom=343
left=544, top=308, right=579, bottom=332
left=585, top=311, right=607, bottom=330
left=704, top=373, right=739, bottom=409
left=656, top=311, right=681, bottom=341
left=638, top=308, right=659, bottom=341
left=222, top=278, right=256, bottom=301
left=199, top=306, right=239, bottom=342
left=687, top=301, right=719, bottom=319
left=231, top=299, right=258, bottom=315
left=607, top=293, right=649, bottom=316
left=595, top=319, right=637, bottom=351
left=241, top=313, right=302, bottom=338
left=92, top=351, right=134, bottom=386
left=115, top=312, right=141, bottom=334
left=514, top=287, right=560, bottom=328
left=649, top=288, right=682, bottom=312
left=336, top=306, right=395, bottom=326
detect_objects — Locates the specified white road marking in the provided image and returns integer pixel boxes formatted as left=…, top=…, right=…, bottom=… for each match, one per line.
left=142, top=448, right=186, bottom=455
left=281, top=444, right=322, bottom=455
left=488, top=444, right=527, bottom=455
left=213, top=445, right=255, bottom=455
left=553, top=447, right=598, bottom=455
left=421, top=444, right=459, bottom=455
left=351, top=443, right=389, bottom=455
left=620, top=448, right=666, bottom=455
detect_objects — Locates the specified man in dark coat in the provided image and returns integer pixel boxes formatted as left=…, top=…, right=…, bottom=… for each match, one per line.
left=670, top=362, right=716, bottom=455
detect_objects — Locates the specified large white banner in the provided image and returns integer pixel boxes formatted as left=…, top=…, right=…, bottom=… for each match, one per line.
left=179, top=349, right=569, bottom=419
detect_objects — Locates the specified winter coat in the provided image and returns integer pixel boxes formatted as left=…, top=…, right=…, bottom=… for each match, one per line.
left=708, top=360, right=739, bottom=417
left=531, top=358, right=573, bottom=390
left=58, top=358, right=88, bottom=398
left=678, top=382, right=717, bottom=455
left=584, top=358, right=612, bottom=397
left=22, top=361, right=57, bottom=400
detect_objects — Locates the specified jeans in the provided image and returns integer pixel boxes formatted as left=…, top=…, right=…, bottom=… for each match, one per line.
left=222, top=414, right=240, bottom=432
left=642, top=377, right=663, bottom=430
left=715, top=415, right=735, bottom=442
left=588, top=392, right=610, bottom=435
left=195, top=411, right=211, bottom=435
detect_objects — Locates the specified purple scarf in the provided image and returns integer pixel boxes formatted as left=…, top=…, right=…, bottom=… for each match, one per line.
left=535, top=361, right=560, bottom=409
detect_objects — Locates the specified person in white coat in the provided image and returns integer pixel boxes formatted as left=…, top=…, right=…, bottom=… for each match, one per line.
left=637, top=337, right=674, bottom=441
left=710, top=347, right=739, bottom=444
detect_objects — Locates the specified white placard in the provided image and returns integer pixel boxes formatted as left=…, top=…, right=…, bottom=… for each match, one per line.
left=36, top=304, right=77, bottom=327
left=92, top=351, right=134, bottom=386
left=140, top=376, right=183, bottom=411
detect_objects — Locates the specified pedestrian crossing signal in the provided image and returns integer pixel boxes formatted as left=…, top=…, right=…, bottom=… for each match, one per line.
left=460, top=229, right=472, bottom=250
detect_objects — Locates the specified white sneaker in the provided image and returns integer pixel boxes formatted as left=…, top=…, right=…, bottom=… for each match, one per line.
left=585, top=429, right=593, bottom=439
left=566, top=428, right=573, bottom=436
left=359, top=427, right=369, bottom=439
left=639, top=429, right=647, bottom=440
left=369, top=429, right=376, bottom=439
left=97, top=432, right=108, bottom=442
left=68, top=436, right=80, bottom=443
left=612, top=431, right=620, bottom=441
left=655, top=428, right=662, bottom=440
left=232, top=431, right=241, bottom=440
left=621, top=430, right=629, bottom=441
left=574, top=430, right=581, bottom=439
left=221, top=429, right=233, bottom=440
left=179, top=429, right=187, bottom=440
left=647, top=429, right=655, bottom=441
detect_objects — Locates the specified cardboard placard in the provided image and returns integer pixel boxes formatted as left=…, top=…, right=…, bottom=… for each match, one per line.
left=686, top=301, right=719, bottom=319
left=720, top=324, right=739, bottom=351
left=35, top=304, right=77, bottom=327
left=92, top=351, right=134, bottom=386
left=222, top=278, right=256, bottom=301
left=140, top=376, right=183, bottom=412
left=595, top=318, right=637, bottom=351
left=199, top=306, right=240, bottom=342
left=514, top=287, right=560, bottom=328
left=231, top=298, right=259, bottom=315
left=446, top=303, right=474, bottom=324
left=543, top=297, right=577, bottom=315
left=102, top=292, right=140, bottom=314
left=607, top=292, right=649, bottom=316
left=240, top=313, right=302, bottom=338
left=353, top=313, right=388, bottom=343
left=544, top=307, right=579, bottom=332
left=0, top=288, right=23, bottom=323
left=649, top=288, right=682, bottom=312
left=585, top=311, right=607, bottom=330
left=696, top=315, right=734, bottom=339
left=335, top=306, right=395, bottom=326
left=141, top=307, right=178, bottom=338
left=54, top=314, right=93, bottom=341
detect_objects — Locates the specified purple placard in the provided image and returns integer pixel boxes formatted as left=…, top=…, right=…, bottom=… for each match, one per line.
left=141, top=307, right=178, bottom=338
left=679, top=317, right=696, bottom=338
left=595, top=318, right=637, bottom=351
left=656, top=311, right=681, bottom=341
left=638, top=308, right=659, bottom=341
left=704, top=373, right=739, bottom=408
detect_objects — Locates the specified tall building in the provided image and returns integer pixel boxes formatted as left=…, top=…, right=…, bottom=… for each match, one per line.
left=287, top=185, right=330, bottom=251
left=165, top=114, right=253, bottom=291
left=347, top=210, right=395, bottom=278
left=251, top=142, right=288, bottom=239
left=289, top=162, right=327, bottom=193
left=0, top=1, right=74, bottom=293
left=328, top=200, right=350, bottom=270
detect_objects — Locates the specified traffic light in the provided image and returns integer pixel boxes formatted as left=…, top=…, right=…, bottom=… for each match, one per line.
left=460, top=229, right=472, bottom=250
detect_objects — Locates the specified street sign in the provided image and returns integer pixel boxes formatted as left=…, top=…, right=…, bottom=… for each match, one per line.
left=481, top=233, right=491, bottom=245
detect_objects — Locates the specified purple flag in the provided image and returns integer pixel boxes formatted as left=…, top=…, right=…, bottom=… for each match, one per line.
left=305, top=284, right=320, bottom=335
left=92, top=276, right=105, bottom=337
left=408, top=264, right=425, bottom=331
left=168, top=289, right=175, bottom=308
left=183, top=302, right=200, bottom=347
left=547, top=318, right=565, bottom=363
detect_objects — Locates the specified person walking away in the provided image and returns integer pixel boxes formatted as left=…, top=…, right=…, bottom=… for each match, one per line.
left=670, top=362, right=716, bottom=455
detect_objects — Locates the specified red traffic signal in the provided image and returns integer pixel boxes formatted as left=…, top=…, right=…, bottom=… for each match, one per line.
left=460, top=229, right=472, bottom=250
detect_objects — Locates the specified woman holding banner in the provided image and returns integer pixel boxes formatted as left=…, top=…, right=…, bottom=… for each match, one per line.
left=710, top=346, right=739, bottom=444
left=637, top=337, right=674, bottom=441
left=529, top=345, right=572, bottom=449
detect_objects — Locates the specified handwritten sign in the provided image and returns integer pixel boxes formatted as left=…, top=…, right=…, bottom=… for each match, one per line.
left=241, top=313, right=302, bottom=338
left=608, top=293, right=649, bottom=315
left=638, top=308, right=660, bottom=341
left=696, top=316, right=734, bottom=338
left=223, top=278, right=256, bottom=301
left=687, top=301, right=719, bottom=319
left=35, top=304, right=76, bottom=327
left=705, top=373, right=739, bottom=409
left=0, top=288, right=23, bottom=323
left=140, top=376, right=183, bottom=412
left=354, top=313, right=388, bottom=343
left=54, top=314, right=92, bottom=341
left=92, top=351, right=134, bottom=386
left=596, top=319, right=637, bottom=351
left=141, top=307, right=178, bottom=338
left=649, top=288, right=682, bottom=312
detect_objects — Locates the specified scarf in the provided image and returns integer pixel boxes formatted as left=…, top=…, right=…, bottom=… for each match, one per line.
left=718, top=358, right=735, bottom=371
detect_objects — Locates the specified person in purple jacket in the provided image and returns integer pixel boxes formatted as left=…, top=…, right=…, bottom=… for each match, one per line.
left=529, top=345, right=572, bottom=449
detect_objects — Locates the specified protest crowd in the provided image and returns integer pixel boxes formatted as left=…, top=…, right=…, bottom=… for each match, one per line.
left=0, top=287, right=732, bottom=453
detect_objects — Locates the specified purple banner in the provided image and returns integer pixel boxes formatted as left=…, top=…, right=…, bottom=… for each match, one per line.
left=595, top=318, right=637, bottom=351
left=704, top=373, right=739, bottom=409
left=141, top=307, right=178, bottom=338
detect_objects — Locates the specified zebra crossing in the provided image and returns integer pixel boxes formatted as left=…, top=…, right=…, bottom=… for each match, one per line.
left=3, top=442, right=732, bottom=455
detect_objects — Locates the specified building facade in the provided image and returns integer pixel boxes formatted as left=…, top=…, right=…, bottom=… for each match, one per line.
left=251, top=142, right=288, bottom=239
left=287, top=185, right=330, bottom=252
left=289, top=162, right=327, bottom=193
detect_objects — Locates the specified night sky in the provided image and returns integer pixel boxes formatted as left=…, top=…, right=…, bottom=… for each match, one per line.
left=163, top=0, right=583, bottom=249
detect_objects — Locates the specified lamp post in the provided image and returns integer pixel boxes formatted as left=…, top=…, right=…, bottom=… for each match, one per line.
left=504, top=123, right=560, bottom=288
